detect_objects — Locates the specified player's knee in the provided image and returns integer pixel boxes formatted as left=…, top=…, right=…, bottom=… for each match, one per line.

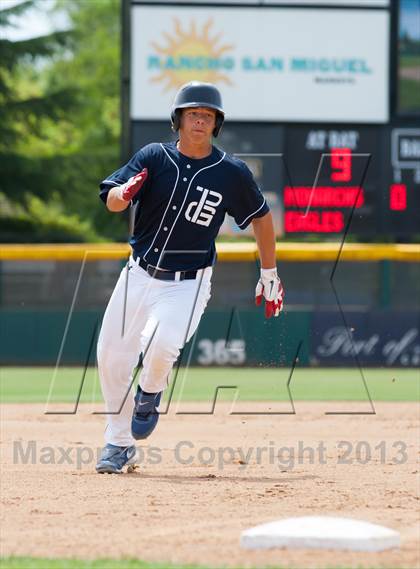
left=97, top=346, right=131, bottom=373
left=96, top=345, right=108, bottom=368
left=97, top=341, right=115, bottom=364
left=148, top=331, right=183, bottom=363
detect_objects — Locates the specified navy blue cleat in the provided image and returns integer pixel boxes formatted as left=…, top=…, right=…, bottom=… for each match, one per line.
left=131, top=386, right=162, bottom=440
left=95, top=444, right=137, bottom=474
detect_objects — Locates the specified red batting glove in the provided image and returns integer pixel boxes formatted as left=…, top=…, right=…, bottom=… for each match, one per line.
left=119, top=168, right=148, bottom=202
left=255, top=268, right=284, bottom=318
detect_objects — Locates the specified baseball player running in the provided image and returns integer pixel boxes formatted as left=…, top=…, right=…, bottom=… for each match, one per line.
left=95, top=81, right=284, bottom=474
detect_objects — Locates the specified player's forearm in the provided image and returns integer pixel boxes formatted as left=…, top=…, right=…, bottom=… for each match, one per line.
left=251, top=212, right=276, bottom=268
left=106, top=187, right=130, bottom=212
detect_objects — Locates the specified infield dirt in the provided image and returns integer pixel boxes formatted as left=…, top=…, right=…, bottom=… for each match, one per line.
left=1, top=402, right=419, bottom=568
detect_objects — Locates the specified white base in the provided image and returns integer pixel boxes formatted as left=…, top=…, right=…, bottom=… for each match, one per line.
left=240, top=516, right=400, bottom=552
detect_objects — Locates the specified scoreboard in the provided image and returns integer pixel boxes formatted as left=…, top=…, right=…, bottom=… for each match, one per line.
left=386, top=129, right=420, bottom=237
left=282, top=126, right=420, bottom=237
left=214, top=124, right=420, bottom=238
left=131, top=122, right=420, bottom=239
left=125, top=0, right=420, bottom=240
left=282, top=126, right=381, bottom=235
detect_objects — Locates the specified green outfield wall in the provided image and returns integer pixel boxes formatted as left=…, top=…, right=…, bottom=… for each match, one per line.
left=0, top=309, right=310, bottom=367
left=1, top=307, right=419, bottom=367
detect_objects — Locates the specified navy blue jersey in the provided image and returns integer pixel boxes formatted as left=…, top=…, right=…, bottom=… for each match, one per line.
left=100, top=141, right=269, bottom=271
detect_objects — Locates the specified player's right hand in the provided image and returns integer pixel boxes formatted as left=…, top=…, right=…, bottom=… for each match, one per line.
left=118, top=168, right=148, bottom=202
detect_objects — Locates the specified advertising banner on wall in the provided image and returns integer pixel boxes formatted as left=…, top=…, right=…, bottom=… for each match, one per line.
left=130, top=5, right=389, bottom=123
left=311, top=311, right=420, bottom=367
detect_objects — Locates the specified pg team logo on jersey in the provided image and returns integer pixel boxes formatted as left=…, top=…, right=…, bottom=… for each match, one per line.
left=185, top=185, right=223, bottom=227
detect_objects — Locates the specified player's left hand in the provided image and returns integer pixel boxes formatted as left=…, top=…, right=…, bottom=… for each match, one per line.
left=255, top=268, right=284, bottom=318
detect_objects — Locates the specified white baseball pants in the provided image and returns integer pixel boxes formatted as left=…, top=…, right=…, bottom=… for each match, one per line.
left=97, top=258, right=212, bottom=446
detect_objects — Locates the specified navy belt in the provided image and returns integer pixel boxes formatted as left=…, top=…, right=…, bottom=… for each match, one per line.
left=132, top=254, right=199, bottom=281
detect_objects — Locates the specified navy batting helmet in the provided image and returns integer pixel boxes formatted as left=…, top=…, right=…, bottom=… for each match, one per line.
left=171, top=81, right=225, bottom=137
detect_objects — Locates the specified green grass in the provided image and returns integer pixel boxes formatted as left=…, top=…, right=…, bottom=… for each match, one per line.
left=0, top=367, right=418, bottom=404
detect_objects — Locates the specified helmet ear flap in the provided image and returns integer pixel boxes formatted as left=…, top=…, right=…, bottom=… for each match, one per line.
left=213, top=113, right=224, bottom=137
left=171, top=109, right=181, bottom=132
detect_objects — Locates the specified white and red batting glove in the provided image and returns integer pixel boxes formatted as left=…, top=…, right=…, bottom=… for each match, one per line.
left=255, top=268, right=284, bottom=318
left=118, top=168, right=148, bottom=202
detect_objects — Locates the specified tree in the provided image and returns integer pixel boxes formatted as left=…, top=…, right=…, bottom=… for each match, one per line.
left=39, top=0, right=125, bottom=239
left=0, top=0, right=125, bottom=242
left=0, top=1, right=75, bottom=184
left=0, top=0, right=101, bottom=242
left=49, top=0, right=122, bottom=151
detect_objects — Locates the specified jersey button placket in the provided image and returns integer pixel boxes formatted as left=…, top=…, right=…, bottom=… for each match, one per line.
left=158, top=174, right=186, bottom=259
